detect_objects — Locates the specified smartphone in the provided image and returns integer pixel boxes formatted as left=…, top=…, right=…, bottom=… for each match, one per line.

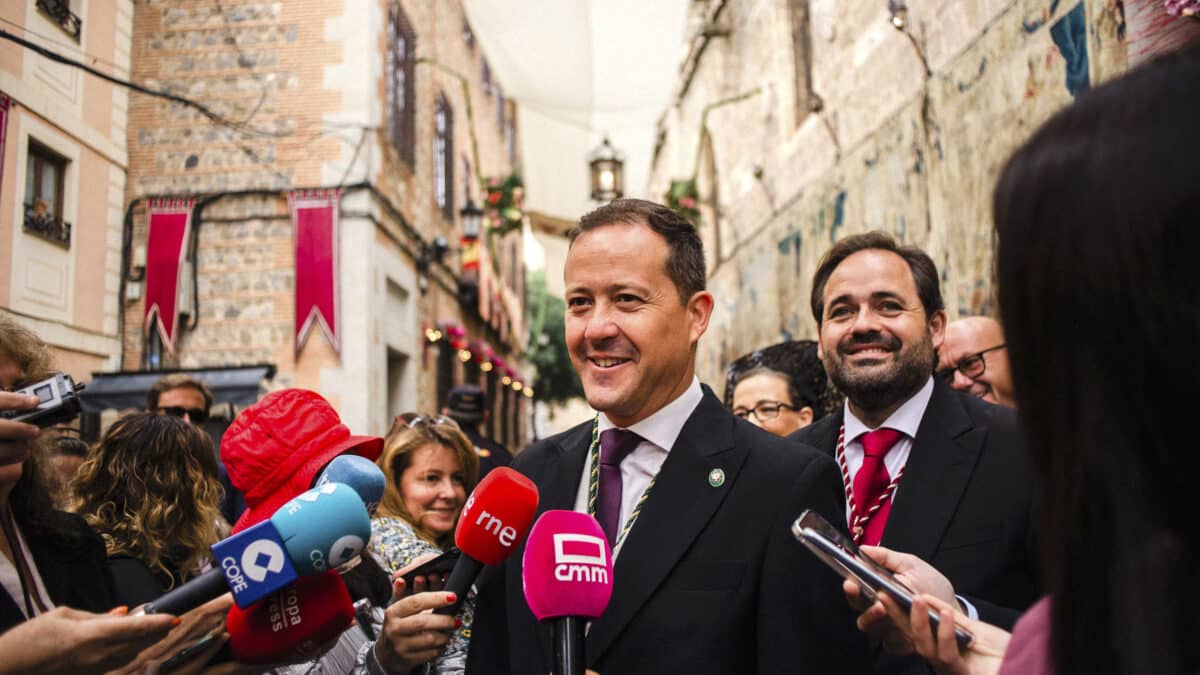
left=158, top=627, right=224, bottom=673
left=398, top=547, right=461, bottom=590
left=791, top=509, right=974, bottom=649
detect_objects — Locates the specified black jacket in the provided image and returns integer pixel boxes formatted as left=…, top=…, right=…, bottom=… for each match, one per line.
left=467, top=387, right=871, bottom=674
left=0, top=512, right=117, bottom=631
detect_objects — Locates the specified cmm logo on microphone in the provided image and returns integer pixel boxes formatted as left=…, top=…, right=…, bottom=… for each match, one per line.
left=552, top=533, right=608, bottom=584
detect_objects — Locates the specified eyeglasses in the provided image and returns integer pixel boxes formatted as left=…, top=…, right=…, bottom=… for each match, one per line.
left=159, top=406, right=209, bottom=424
left=406, top=414, right=460, bottom=430
left=936, top=344, right=1006, bottom=384
left=732, top=401, right=796, bottom=423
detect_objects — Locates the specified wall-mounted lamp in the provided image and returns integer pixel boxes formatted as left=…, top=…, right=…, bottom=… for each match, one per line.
left=887, top=0, right=908, bottom=30
left=589, top=137, right=625, bottom=202
left=459, top=199, right=483, bottom=240
left=416, top=236, right=450, bottom=294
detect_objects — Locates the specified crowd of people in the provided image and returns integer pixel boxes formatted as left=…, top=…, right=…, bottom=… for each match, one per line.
left=0, top=41, right=1196, bottom=675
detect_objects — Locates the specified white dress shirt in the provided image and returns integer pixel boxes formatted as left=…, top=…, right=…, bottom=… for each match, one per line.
left=573, top=377, right=704, bottom=559
left=840, top=376, right=935, bottom=521
left=841, top=376, right=978, bottom=618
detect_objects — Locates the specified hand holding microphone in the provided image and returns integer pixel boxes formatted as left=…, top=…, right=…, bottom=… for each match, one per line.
left=433, top=467, right=539, bottom=616
left=522, top=510, right=614, bottom=675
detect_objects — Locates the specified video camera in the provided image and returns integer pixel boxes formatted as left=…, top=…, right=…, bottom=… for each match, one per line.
left=0, top=373, right=84, bottom=427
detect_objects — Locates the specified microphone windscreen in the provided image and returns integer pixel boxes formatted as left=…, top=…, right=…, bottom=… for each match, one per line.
left=454, top=467, right=539, bottom=566
left=315, top=455, right=384, bottom=515
left=271, top=482, right=372, bottom=576
left=521, top=510, right=613, bottom=622
left=226, top=571, right=355, bottom=664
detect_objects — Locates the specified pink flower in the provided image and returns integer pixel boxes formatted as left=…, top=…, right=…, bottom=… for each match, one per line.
left=679, top=197, right=695, bottom=208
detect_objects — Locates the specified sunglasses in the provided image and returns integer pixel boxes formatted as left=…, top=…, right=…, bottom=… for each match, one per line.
left=159, top=406, right=209, bottom=424
left=406, top=414, right=460, bottom=430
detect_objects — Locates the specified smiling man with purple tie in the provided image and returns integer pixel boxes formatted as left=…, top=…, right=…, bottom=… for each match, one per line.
left=467, top=199, right=868, bottom=675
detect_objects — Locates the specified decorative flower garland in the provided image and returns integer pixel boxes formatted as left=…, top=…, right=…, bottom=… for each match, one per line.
left=1165, top=0, right=1200, bottom=17
left=483, top=174, right=525, bottom=237
left=665, top=179, right=701, bottom=226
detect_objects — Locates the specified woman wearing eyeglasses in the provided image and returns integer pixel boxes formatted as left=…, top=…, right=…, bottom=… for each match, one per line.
left=70, top=412, right=223, bottom=608
left=725, top=340, right=838, bottom=437
left=368, top=415, right=479, bottom=674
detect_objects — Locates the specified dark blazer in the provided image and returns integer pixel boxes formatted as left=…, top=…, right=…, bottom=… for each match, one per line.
left=0, top=512, right=117, bottom=631
left=789, top=381, right=1041, bottom=628
left=467, top=387, right=871, bottom=675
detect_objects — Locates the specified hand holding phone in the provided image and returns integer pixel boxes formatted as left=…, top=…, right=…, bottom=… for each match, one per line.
left=395, top=548, right=461, bottom=596
left=791, top=509, right=974, bottom=649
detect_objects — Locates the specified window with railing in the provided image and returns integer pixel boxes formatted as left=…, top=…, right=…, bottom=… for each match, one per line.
left=434, top=94, right=455, bottom=218
left=36, top=0, right=81, bottom=42
left=23, top=141, right=71, bottom=248
left=386, top=2, right=417, bottom=167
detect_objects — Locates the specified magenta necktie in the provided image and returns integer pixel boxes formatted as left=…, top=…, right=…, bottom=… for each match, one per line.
left=597, top=428, right=642, bottom=546
left=852, top=428, right=904, bottom=545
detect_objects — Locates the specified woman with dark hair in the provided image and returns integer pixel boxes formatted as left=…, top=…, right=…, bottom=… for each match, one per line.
left=71, top=412, right=224, bottom=607
left=724, top=339, right=838, bottom=436
left=853, top=43, right=1200, bottom=675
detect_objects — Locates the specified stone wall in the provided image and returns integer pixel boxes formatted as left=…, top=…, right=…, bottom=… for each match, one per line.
left=648, top=0, right=1129, bottom=385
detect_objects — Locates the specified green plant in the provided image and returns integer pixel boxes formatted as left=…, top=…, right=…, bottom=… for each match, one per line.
left=525, top=270, right=583, bottom=405
left=665, top=179, right=701, bottom=226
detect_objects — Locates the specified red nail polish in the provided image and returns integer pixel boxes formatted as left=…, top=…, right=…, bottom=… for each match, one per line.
left=454, top=618, right=462, bottom=629
left=446, top=592, right=457, bottom=604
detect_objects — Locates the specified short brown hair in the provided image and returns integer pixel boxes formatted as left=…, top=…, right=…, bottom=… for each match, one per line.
left=570, top=198, right=706, bottom=304
left=810, top=231, right=944, bottom=326
left=146, top=373, right=213, bottom=412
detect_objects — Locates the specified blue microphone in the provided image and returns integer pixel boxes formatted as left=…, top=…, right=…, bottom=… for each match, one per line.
left=314, top=454, right=385, bottom=515
left=136, top=482, right=371, bottom=614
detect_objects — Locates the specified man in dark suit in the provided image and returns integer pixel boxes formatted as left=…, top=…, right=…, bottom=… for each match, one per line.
left=788, top=232, right=1040, bottom=648
left=467, top=199, right=869, bottom=674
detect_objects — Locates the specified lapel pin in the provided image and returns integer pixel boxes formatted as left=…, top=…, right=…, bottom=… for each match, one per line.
left=708, top=468, right=725, bottom=488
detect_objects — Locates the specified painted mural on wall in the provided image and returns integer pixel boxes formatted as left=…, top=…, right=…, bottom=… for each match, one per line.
left=656, top=0, right=1132, bottom=387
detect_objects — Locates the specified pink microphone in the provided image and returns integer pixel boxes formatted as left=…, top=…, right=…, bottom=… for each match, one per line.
left=522, top=510, right=614, bottom=675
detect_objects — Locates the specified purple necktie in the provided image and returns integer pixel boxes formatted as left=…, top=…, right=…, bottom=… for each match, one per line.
left=597, top=428, right=642, bottom=546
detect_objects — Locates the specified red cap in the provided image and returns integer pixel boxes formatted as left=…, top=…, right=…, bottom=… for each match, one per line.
left=226, top=571, right=355, bottom=663
left=522, top=510, right=613, bottom=621
left=223, top=389, right=383, bottom=534
left=455, top=467, right=539, bottom=565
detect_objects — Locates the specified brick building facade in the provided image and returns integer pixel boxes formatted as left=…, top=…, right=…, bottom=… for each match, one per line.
left=121, top=0, right=528, bottom=442
left=0, top=0, right=133, bottom=381
left=647, top=0, right=1129, bottom=386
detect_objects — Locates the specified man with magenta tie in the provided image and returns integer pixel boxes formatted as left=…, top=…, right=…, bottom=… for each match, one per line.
left=789, top=232, right=1041, bottom=673
left=468, top=199, right=869, bottom=675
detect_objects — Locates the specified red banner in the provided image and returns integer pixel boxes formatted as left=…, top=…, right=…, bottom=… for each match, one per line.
left=0, top=93, right=9, bottom=199
left=144, top=199, right=195, bottom=354
left=289, top=189, right=341, bottom=355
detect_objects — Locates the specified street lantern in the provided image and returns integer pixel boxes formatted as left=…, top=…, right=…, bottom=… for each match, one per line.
left=589, top=137, right=624, bottom=202
left=459, top=198, right=483, bottom=239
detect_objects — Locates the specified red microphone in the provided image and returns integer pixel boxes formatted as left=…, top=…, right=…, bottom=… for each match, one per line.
left=522, top=511, right=614, bottom=675
left=225, top=571, right=356, bottom=664
left=435, top=467, right=539, bottom=615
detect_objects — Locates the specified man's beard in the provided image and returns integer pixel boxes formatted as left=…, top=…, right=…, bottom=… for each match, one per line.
left=824, top=331, right=935, bottom=415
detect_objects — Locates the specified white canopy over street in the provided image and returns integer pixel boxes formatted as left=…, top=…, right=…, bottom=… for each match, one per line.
left=464, top=0, right=689, bottom=222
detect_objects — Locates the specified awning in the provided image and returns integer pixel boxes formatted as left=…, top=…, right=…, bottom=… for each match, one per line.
left=79, top=364, right=276, bottom=413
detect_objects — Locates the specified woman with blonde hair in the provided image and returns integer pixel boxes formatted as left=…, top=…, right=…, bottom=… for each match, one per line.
left=369, top=415, right=479, bottom=674
left=72, top=412, right=223, bottom=607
